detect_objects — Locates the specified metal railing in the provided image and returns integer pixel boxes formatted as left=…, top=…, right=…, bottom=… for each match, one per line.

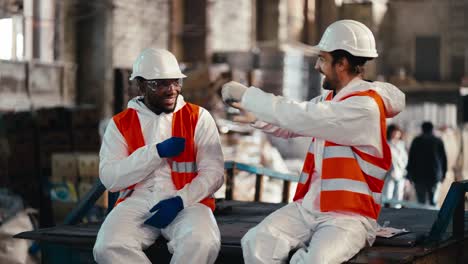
left=224, top=161, right=298, bottom=203
left=66, top=161, right=299, bottom=222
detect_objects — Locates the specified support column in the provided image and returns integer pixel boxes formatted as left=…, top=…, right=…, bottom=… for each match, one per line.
left=75, top=0, right=114, bottom=118
left=56, top=0, right=77, bottom=105
left=38, top=0, right=54, bottom=62
left=169, top=0, right=184, bottom=59
left=23, top=0, right=34, bottom=60
left=315, top=0, right=338, bottom=39
left=182, top=0, right=208, bottom=63
left=256, top=0, right=280, bottom=43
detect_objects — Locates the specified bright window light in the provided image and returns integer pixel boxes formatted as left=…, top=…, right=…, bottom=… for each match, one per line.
left=0, top=18, right=13, bottom=60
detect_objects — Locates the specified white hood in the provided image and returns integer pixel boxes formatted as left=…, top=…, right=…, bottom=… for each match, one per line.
left=371, top=81, right=405, bottom=118
left=336, top=78, right=405, bottom=118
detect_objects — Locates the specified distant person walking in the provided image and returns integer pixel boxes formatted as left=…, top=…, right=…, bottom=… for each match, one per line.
left=407, top=122, right=447, bottom=206
left=383, top=124, right=408, bottom=208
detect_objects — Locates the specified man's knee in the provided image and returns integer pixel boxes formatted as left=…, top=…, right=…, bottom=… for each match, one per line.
left=242, top=220, right=276, bottom=242
left=94, top=241, right=147, bottom=263
left=199, top=230, right=221, bottom=254
left=94, top=229, right=140, bottom=262
left=93, top=241, right=119, bottom=262
left=241, top=227, right=256, bottom=248
left=181, top=229, right=221, bottom=254
left=241, top=224, right=272, bottom=252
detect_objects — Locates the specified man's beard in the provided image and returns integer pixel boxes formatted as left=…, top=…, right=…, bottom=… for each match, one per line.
left=160, top=94, right=179, bottom=114
left=145, top=93, right=179, bottom=115
left=322, top=71, right=338, bottom=91
left=322, top=78, right=333, bottom=90
left=162, top=98, right=178, bottom=113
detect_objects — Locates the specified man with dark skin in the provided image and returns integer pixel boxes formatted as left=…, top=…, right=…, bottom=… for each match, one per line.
left=137, top=78, right=181, bottom=114
left=93, top=48, right=224, bottom=264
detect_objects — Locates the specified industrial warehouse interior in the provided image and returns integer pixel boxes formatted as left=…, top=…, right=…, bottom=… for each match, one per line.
left=0, top=0, right=467, bottom=263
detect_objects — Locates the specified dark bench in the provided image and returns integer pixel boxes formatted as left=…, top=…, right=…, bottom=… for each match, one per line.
left=15, top=163, right=468, bottom=263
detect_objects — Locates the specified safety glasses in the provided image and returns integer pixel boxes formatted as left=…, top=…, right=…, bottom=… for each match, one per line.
left=145, top=79, right=183, bottom=92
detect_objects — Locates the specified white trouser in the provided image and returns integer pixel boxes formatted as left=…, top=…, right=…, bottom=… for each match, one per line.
left=93, top=189, right=221, bottom=264
left=383, top=177, right=405, bottom=202
left=241, top=202, right=370, bottom=264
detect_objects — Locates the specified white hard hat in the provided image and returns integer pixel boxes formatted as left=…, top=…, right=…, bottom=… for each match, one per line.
left=129, top=48, right=187, bottom=80
left=314, top=20, right=378, bottom=58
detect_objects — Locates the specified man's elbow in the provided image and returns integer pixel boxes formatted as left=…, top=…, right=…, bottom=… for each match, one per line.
left=210, top=169, right=225, bottom=192
left=99, top=168, right=120, bottom=192
left=216, top=173, right=225, bottom=191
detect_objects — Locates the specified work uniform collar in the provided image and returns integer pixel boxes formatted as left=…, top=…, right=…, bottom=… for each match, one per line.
left=332, top=77, right=368, bottom=102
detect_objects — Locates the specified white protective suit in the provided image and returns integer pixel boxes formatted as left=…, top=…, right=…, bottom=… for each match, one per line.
left=383, top=139, right=408, bottom=204
left=240, top=78, right=405, bottom=264
left=93, top=95, right=225, bottom=264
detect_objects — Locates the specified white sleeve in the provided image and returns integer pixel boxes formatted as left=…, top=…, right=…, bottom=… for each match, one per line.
left=176, top=108, right=225, bottom=207
left=241, top=87, right=381, bottom=148
left=99, top=119, right=163, bottom=192
left=250, top=94, right=326, bottom=139
left=251, top=121, right=302, bottom=138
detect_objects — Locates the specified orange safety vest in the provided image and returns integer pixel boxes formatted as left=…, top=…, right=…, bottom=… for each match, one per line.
left=293, top=90, right=391, bottom=220
left=112, top=103, right=215, bottom=211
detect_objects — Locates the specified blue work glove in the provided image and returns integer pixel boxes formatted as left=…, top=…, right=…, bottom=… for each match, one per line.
left=156, top=137, right=185, bottom=158
left=144, top=196, right=184, bottom=229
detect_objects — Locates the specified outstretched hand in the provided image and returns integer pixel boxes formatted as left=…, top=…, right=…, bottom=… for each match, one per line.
left=221, top=81, right=248, bottom=105
left=230, top=102, right=257, bottom=124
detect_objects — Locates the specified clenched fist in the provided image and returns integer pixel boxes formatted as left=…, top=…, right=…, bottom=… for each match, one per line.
left=221, top=81, right=248, bottom=105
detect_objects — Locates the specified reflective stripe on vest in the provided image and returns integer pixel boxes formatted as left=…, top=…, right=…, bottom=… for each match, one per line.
left=321, top=179, right=382, bottom=204
left=170, top=103, right=216, bottom=211
left=293, top=92, right=332, bottom=199
left=293, top=90, right=391, bottom=220
left=298, top=141, right=315, bottom=183
left=323, top=146, right=387, bottom=180
left=307, top=140, right=315, bottom=154
left=298, top=172, right=309, bottom=184
left=112, top=103, right=215, bottom=211
left=172, top=161, right=198, bottom=173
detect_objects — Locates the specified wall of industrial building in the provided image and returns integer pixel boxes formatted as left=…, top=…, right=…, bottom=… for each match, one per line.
left=112, top=0, right=170, bottom=68
left=378, top=0, right=467, bottom=82
left=113, top=0, right=255, bottom=63
left=210, top=0, right=253, bottom=52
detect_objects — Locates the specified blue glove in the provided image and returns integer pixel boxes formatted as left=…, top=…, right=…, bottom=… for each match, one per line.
left=156, top=137, right=185, bottom=158
left=144, top=196, right=184, bottom=229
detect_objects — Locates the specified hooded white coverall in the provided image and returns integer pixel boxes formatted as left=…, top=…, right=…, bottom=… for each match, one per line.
left=240, top=78, right=405, bottom=264
left=383, top=139, right=408, bottom=204
left=93, top=95, right=225, bottom=264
